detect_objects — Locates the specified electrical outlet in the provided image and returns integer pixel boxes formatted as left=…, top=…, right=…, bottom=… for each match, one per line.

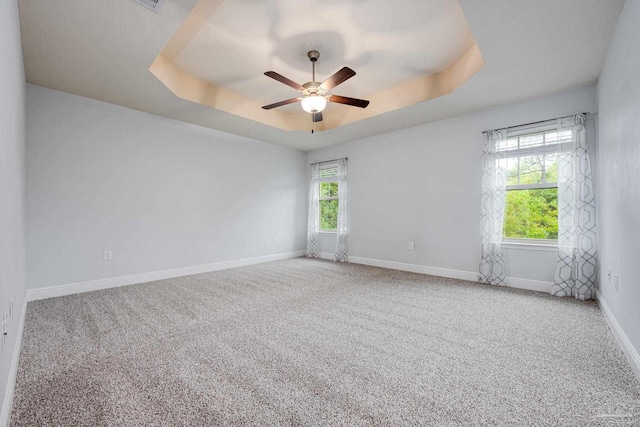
left=9, top=298, right=13, bottom=322
left=273, top=235, right=279, bottom=244
left=408, top=241, right=414, bottom=250
left=614, top=274, right=619, bottom=292
left=103, top=250, right=113, bottom=261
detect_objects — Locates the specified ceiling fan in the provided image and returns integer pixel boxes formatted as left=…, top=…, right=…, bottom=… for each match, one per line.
left=262, top=50, right=370, bottom=123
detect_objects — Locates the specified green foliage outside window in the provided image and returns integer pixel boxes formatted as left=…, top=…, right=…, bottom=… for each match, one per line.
left=506, top=154, right=559, bottom=186
left=320, top=200, right=338, bottom=230
left=503, top=155, right=559, bottom=239
left=320, top=181, right=338, bottom=198
left=504, top=189, right=558, bottom=239
left=319, top=181, right=338, bottom=231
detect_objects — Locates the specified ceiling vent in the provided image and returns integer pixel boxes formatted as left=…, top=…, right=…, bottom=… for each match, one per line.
left=132, top=0, right=165, bottom=13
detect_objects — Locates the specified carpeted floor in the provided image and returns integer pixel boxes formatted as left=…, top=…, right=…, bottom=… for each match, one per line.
left=10, top=258, right=640, bottom=426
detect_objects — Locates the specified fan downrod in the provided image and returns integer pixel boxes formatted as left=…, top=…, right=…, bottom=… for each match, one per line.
left=308, top=50, right=320, bottom=82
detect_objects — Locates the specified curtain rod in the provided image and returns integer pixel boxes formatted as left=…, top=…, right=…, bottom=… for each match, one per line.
left=310, top=157, right=348, bottom=166
left=482, top=112, right=589, bottom=134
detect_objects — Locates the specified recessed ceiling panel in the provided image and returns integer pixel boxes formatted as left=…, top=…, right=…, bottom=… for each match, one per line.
left=151, top=0, right=484, bottom=131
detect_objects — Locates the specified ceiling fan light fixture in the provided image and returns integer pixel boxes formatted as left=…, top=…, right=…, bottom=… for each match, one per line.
left=301, top=94, right=327, bottom=114
left=263, top=50, right=368, bottom=123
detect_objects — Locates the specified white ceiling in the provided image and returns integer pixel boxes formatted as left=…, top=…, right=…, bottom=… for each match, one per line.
left=152, top=0, right=482, bottom=132
left=18, top=0, right=624, bottom=151
left=171, top=0, right=474, bottom=107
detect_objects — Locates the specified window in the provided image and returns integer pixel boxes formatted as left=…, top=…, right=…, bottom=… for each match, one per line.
left=318, top=165, right=339, bottom=232
left=498, top=126, right=572, bottom=242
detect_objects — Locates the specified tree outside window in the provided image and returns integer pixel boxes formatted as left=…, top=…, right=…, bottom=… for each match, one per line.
left=499, top=129, right=570, bottom=241
left=318, top=166, right=339, bottom=232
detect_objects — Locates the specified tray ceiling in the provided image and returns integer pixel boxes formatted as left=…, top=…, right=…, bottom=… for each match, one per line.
left=18, top=0, right=624, bottom=151
left=151, top=0, right=483, bottom=132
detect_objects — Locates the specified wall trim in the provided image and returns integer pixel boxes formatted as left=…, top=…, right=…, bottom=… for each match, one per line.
left=318, top=252, right=334, bottom=261
left=348, top=256, right=479, bottom=282
left=27, top=251, right=306, bottom=302
left=345, top=256, right=552, bottom=293
left=1, top=298, right=27, bottom=427
left=27, top=251, right=555, bottom=302
left=596, top=291, right=640, bottom=383
left=506, top=276, right=552, bottom=293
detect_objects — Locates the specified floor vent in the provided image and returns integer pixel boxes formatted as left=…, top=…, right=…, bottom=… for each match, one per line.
left=132, top=0, right=165, bottom=13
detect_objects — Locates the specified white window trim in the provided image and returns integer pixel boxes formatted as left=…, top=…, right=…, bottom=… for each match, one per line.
left=506, top=182, right=557, bottom=191
left=501, top=240, right=557, bottom=252
left=501, top=142, right=570, bottom=158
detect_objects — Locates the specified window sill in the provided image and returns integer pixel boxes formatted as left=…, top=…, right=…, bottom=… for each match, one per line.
left=318, top=231, right=337, bottom=236
left=501, top=240, right=557, bottom=252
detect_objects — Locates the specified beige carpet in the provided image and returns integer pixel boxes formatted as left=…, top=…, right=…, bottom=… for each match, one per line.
left=10, top=258, right=640, bottom=426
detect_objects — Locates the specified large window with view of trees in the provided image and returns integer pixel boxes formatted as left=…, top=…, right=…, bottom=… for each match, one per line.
left=499, top=127, right=571, bottom=241
left=318, top=165, right=339, bottom=231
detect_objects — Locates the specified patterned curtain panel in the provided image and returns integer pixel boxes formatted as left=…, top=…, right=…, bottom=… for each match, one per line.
left=479, top=129, right=508, bottom=286
left=552, top=114, right=597, bottom=300
left=335, top=158, right=348, bottom=262
left=307, top=163, right=320, bottom=258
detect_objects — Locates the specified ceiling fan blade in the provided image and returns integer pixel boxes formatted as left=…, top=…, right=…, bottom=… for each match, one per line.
left=328, top=95, right=370, bottom=108
left=312, top=112, right=323, bottom=123
left=262, top=97, right=301, bottom=110
left=320, top=67, right=356, bottom=91
left=264, top=71, right=305, bottom=91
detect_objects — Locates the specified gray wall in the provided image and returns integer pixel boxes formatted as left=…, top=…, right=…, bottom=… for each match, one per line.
left=596, top=0, right=640, bottom=357
left=26, top=85, right=308, bottom=290
left=308, top=85, right=597, bottom=284
left=0, top=0, right=27, bottom=420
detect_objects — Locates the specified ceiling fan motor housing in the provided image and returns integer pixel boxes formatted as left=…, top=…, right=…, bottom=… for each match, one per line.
left=303, top=81, right=325, bottom=94
left=307, top=50, right=320, bottom=62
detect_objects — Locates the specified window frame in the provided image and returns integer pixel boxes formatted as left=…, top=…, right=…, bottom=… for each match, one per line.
left=500, top=125, right=566, bottom=245
left=318, top=164, right=339, bottom=233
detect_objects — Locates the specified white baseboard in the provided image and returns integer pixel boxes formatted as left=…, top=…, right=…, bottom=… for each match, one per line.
left=27, top=250, right=306, bottom=302
left=1, top=298, right=27, bottom=427
left=318, top=252, right=334, bottom=261
left=348, top=256, right=479, bottom=282
left=596, top=291, right=640, bottom=383
left=346, top=256, right=551, bottom=293
left=25, top=248, right=554, bottom=303
left=506, top=276, right=552, bottom=293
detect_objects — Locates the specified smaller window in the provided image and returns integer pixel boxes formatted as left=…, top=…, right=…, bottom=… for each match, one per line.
left=318, top=165, right=339, bottom=232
